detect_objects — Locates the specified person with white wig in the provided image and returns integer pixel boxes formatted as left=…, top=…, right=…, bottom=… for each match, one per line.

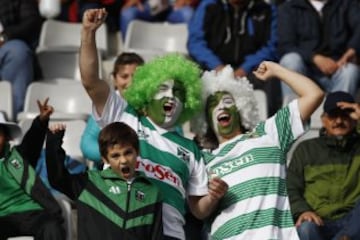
left=195, top=61, right=324, bottom=239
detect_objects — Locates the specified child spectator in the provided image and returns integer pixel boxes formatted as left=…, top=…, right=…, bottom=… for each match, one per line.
left=46, top=121, right=164, bottom=239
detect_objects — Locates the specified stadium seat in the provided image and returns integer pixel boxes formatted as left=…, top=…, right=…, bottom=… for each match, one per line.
left=123, top=20, right=188, bottom=61
left=286, top=129, right=320, bottom=166
left=17, top=81, right=92, bottom=122
left=36, top=19, right=107, bottom=81
left=37, top=19, right=108, bottom=57
left=18, top=118, right=86, bottom=163
left=0, top=81, right=13, bottom=121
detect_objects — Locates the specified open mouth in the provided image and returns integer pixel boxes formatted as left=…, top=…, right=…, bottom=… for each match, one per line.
left=217, top=113, right=231, bottom=126
left=120, top=166, right=131, bottom=178
left=163, top=102, right=174, bottom=116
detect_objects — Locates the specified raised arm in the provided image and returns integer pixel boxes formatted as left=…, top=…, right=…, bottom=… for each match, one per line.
left=17, top=98, right=54, bottom=167
left=80, top=8, right=110, bottom=116
left=46, top=124, right=87, bottom=200
left=253, top=61, right=324, bottom=121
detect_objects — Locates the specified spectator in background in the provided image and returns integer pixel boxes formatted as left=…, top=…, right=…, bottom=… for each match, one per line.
left=53, top=0, right=120, bottom=31
left=187, top=0, right=280, bottom=115
left=80, top=52, right=144, bottom=168
left=120, top=0, right=198, bottom=40
left=287, top=91, right=360, bottom=240
left=278, top=0, right=360, bottom=105
left=0, top=98, right=65, bottom=239
left=0, top=0, right=42, bottom=119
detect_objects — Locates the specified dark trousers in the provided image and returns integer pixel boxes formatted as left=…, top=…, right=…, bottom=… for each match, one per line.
left=0, top=210, right=65, bottom=240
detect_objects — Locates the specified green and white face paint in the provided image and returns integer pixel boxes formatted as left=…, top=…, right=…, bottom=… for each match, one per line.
left=208, top=91, right=242, bottom=138
left=146, top=79, right=185, bottom=129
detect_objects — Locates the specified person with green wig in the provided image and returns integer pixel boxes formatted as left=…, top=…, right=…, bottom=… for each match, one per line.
left=79, top=8, right=228, bottom=240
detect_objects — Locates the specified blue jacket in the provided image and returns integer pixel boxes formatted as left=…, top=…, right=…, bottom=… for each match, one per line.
left=278, top=0, right=360, bottom=64
left=80, top=116, right=101, bottom=164
left=187, top=0, right=278, bottom=73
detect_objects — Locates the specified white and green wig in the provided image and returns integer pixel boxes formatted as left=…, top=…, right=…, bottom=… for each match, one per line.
left=123, top=53, right=202, bottom=125
left=195, top=65, right=260, bottom=135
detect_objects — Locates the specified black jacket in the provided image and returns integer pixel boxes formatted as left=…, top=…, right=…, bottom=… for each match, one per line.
left=0, top=0, right=42, bottom=47
left=278, top=0, right=360, bottom=64
left=188, top=0, right=278, bottom=72
left=46, top=130, right=164, bottom=240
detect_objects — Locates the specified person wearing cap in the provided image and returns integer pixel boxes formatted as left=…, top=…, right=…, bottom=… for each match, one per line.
left=287, top=91, right=360, bottom=240
left=0, top=98, right=65, bottom=239
left=194, top=61, right=324, bottom=239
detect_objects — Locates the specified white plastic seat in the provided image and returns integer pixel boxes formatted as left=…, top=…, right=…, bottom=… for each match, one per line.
left=254, top=89, right=268, bottom=121
left=123, top=20, right=188, bottom=61
left=53, top=119, right=87, bottom=163
left=37, top=51, right=81, bottom=81
left=55, top=195, right=74, bottom=240
left=18, top=118, right=86, bottom=163
left=37, top=19, right=108, bottom=57
left=286, top=129, right=320, bottom=166
left=17, top=81, right=92, bottom=121
left=310, top=98, right=324, bottom=130
left=36, top=19, right=107, bottom=81
left=0, top=81, right=13, bottom=121
left=36, top=51, right=104, bottom=81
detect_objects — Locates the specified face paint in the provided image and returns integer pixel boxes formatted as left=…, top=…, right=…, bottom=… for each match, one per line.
left=147, top=80, right=185, bottom=129
left=207, top=92, right=242, bottom=138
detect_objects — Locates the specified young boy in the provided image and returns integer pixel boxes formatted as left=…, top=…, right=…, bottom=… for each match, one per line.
left=0, top=98, right=65, bottom=239
left=46, top=121, right=163, bottom=239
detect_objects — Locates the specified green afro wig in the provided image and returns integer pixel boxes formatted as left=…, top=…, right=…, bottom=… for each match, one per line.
left=124, top=53, right=202, bottom=125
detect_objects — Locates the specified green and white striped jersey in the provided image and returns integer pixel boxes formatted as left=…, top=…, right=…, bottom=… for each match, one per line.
left=93, top=90, right=208, bottom=239
left=203, top=100, right=303, bottom=240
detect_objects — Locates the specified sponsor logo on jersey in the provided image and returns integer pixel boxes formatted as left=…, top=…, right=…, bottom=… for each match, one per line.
left=212, top=153, right=254, bottom=176
left=177, top=147, right=190, bottom=162
left=136, top=160, right=181, bottom=187
left=137, top=129, right=149, bottom=139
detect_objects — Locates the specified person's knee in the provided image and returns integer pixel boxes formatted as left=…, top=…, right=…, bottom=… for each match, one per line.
left=297, top=221, right=321, bottom=239
left=279, top=52, right=305, bottom=72
left=121, top=7, right=138, bottom=21
left=175, top=7, right=194, bottom=23
left=338, top=63, right=360, bottom=79
left=1, top=40, right=33, bottom=65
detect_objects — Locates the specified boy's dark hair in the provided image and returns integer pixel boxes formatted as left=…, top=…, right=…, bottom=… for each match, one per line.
left=98, top=122, right=139, bottom=158
left=111, top=52, right=145, bottom=77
